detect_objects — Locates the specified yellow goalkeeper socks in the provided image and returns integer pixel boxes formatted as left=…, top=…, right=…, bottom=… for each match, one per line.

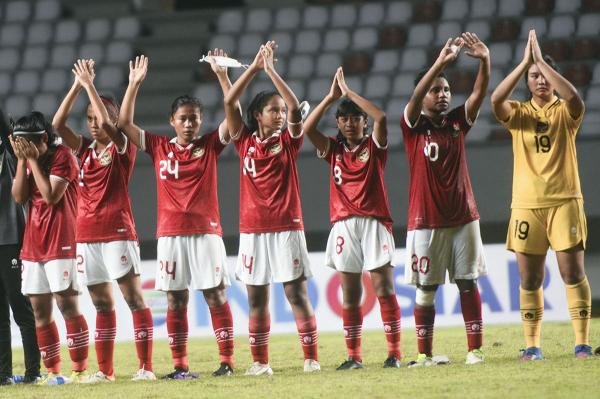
left=520, top=287, right=544, bottom=348
left=565, top=276, right=591, bottom=346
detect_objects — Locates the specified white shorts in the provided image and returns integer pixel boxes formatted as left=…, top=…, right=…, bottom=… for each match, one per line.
left=404, top=220, right=487, bottom=286
left=21, top=258, right=82, bottom=295
left=77, top=240, right=141, bottom=286
left=156, top=234, right=230, bottom=291
left=325, top=216, right=396, bottom=273
left=236, top=230, right=312, bottom=285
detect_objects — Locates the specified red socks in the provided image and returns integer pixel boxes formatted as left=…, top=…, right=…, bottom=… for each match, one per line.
left=342, top=307, right=363, bottom=362
left=95, top=311, right=116, bottom=376
left=133, top=308, right=154, bottom=371
left=209, top=303, right=235, bottom=368
left=65, top=315, right=89, bottom=372
left=414, top=305, right=435, bottom=357
left=378, top=295, right=401, bottom=359
left=167, top=308, right=188, bottom=370
left=249, top=314, right=270, bottom=364
left=37, top=321, right=61, bottom=374
left=295, top=315, right=318, bottom=361
left=460, top=288, right=483, bottom=351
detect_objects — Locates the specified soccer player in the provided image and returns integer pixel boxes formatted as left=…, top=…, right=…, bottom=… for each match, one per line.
left=223, top=42, right=319, bottom=375
left=491, top=30, right=593, bottom=359
left=10, top=112, right=89, bottom=384
left=52, top=59, right=155, bottom=382
left=119, top=52, right=236, bottom=378
left=0, top=108, right=41, bottom=385
left=401, top=33, right=490, bottom=366
left=303, top=68, right=401, bottom=370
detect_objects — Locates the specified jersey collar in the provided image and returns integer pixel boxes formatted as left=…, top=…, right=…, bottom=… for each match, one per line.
left=169, top=137, right=196, bottom=150
left=530, top=95, right=560, bottom=112
left=89, top=140, right=113, bottom=159
left=252, top=130, right=281, bottom=144
left=343, top=135, right=369, bottom=152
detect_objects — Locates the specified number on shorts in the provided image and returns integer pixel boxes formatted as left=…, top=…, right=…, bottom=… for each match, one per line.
left=76, top=255, right=84, bottom=274
left=243, top=157, right=257, bottom=177
left=335, top=236, right=345, bottom=254
left=534, top=135, right=551, bottom=153
left=159, top=160, right=179, bottom=180
left=411, top=254, right=430, bottom=274
left=242, top=254, right=254, bottom=274
left=333, top=165, right=343, bottom=185
left=160, top=260, right=177, bottom=279
left=514, top=219, right=530, bottom=240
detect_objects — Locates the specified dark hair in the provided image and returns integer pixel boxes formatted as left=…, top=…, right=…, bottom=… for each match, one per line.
left=414, top=69, right=448, bottom=87
left=12, top=111, right=58, bottom=174
left=246, top=91, right=281, bottom=133
left=170, top=95, right=203, bottom=117
left=524, top=55, right=559, bottom=99
left=98, top=92, right=120, bottom=119
left=335, top=99, right=368, bottom=145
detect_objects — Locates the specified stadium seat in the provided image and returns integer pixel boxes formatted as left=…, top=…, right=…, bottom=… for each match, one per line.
left=33, top=93, right=59, bottom=115
left=401, top=48, right=427, bottom=71
left=0, top=25, right=26, bottom=47
left=274, top=8, right=301, bottom=31
left=194, top=83, right=219, bottom=107
left=491, top=19, right=520, bottom=42
left=34, top=0, right=61, bottom=21
left=572, top=38, right=599, bottom=60
left=412, top=0, right=442, bottom=23
left=377, top=26, right=407, bottom=49
left=54, top=20, right=81, bottom=44
left=246, top=9, right=272, bottom=32
left=498, top=0, right=525, bottom=16
left=50, top=45, right=76, bottom=68
left=385, top=2, right=413, bottom=25
left=519, top=17, right=547, bottom=38
left=357, top=3, right=385, bottom=26
left=471, top=0, right=497, bottom=18
left=97, top=65, right=124, bottom=90
left=540, top=39, right=570, bottom=61
left=352, top=27, right=378, bottom=50
left=342, top=52, right=371, bottom=75
left=372, top=50, right=400, bottom=73
left=237, top=33, right=264, bottom=57
left=579, top=111, right=600, bottom=136
left=441, top=0, right=469, bottom=20
left=393, top=73, right=417, bottom=97
left=591, top=63, right=600, bottom=83
left=407, top=24, right=434, bottom=47
left=208, top=34, right=237, bottom=55
left=436, top=21, right=462, bottom=45
left=5, top=1, right=31, bottom=22
left=22, top=47, right=49, bottom=70
left=106, top=42, right=133, bottom=63
left=287, top=79, right=306, bottom=100
left=565, top=64, right=592, bottom=87
left=547, top=15, right=575, bottom=38
left=0, top=73, right=12, bottom=96
left=525, top=0, right=555, bottom=15
left=217, top=9, right=244, bottom=33
left=364, top=75, right=392, bottom=99
left=464, top=20, right=491, bottom=42
left=114, top=16, right=141, bottom=39
left=288, top=54, right=315, bottom=78
left=270, top=31, right=293, bottom=55
left=555, top=0, right=581, bottom=12
left=581, top=0, right=600, bottom=12
left=249, top=80, right=276, bottom=98
left=5, top=95, right=31, bottom=117
left=468, top=121, right=492, bottom=142
left=79, top=43, right=104, bottom=63
left=331, top=4, right=357, bottom=28
left=307, top=78, right=332, bottom=102
left=316, top=53, right=342, bottom=77
left=303, top=6, right=329, bottom=29
left=323, top=30, right=350, bottom=52
left=489, top=42, right=513, bottom=66
left=27, top=22, right=53, bottom=45
left=14, top=70, right=40, bottom=94
left=41, top=69, right=68, bottom=92
left=577, top=14, right=600, bottom=36
left=0, top=48, right=20, bottom=71
left=343, top=75, right=363, bottom=94
left=86, top=18, right=112, bottom=42
left=295, top=30, right=321, bottom=53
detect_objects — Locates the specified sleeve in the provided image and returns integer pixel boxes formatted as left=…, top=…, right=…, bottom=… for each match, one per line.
left=75, top=136, right=92, bottom=160
left=496, top=100, right=522, bottom=131
left=450, top=105, right=472, bottom=135
left=139, top=130, right=163, bottom=158
left=232, top=124, right=251, bottom=155
left=400, top=105, right=420, bottom=141
left=283, top=127, right=303, bottom=155
left=50, top=147, right=78, bottom=184
left=207, top=128, right=226, bottom=156
left=563, top=101, right=585, bottom=134
left=317, top=137, right=335, bottom=163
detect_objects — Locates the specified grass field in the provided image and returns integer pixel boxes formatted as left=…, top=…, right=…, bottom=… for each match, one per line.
left=3, top=320, right=600, bottom=399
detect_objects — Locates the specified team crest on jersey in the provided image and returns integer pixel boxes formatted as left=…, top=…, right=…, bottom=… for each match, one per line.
left=269, top=142, right=282, bottom=155
left=357, top=147, right=370, bottom=162
left=99, top=152, right=112, bottom=166
left=452, top=121, right=461, bottom=138
left=192, top=146, right=205, bottom=158
left=335, top=154, right=342, bottom=162
left=535, top=120, right=549, bottom=133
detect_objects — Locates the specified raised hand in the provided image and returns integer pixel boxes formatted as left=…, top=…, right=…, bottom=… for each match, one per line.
left=335, top=67, right=351, bottom=97
left=72, top=59, right=95, bottom=88
left=129, top=55, right=148, bottom=85
left=262, top=40, right=277, bottom=73
left=462, top=32, right=489, bottom=60
left=250, top=45, right=266, bottom=71
left=328, top=73, right=342, bottom=101
left=530, top=30, right=543, bottom=64
left=207, top=48, right=229, bottom=76
left=523, top=30, right=534, bottom=66
left=437, top=37, right=463, bottom=66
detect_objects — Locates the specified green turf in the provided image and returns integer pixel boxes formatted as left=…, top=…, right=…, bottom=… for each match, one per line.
left=2, top=320, right=599, bottom=399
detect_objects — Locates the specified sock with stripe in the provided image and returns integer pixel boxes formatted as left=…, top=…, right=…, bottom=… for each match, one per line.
left=378, top=295, right=401, bottom=359
left=249, top=314, right=270, bottom=364
left=209, top=303, right=234, bottom=368
left=295, top=315, right=318, bottom=361
left=460, top=288, right=483, bottom=351
left=65, top=315, right=89, bottom=372
left=342, top=307, right=363, bottom=362
left=133, top=308, right=154, bottom=371
left=167, top=308, right=188, bottom=370
left=95, top=311, right=116, bottom=376
left=36, top=321, right=61, bottom=374
left=414, top=305, right=435, bottom=357
left=520, top=287, right=544, bottom=348
left=565, top=277, right=592, bottom=346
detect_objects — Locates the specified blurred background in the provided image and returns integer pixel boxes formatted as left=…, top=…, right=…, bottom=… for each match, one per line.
left=0, top=0, right=599, bottom=302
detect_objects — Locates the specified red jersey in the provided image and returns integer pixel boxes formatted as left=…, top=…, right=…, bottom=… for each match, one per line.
left=401, top=104, right=480, bottom=230
left=321, top=135, right=393, bottom=230
left=20, top=145, right=78, bottom=262
left=233, top=126, right=304, bottom=233
left=141, top=129, right=226, bottom=238
left=75, top=136, right=137, bottom=243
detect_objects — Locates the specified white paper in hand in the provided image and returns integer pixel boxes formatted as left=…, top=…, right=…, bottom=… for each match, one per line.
left=198, top=55, right=249, bottom=69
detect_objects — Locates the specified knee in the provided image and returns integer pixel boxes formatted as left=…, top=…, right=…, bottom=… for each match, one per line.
left=93, top=298, right=114, bottom=313
left=285, top=289, right=308, bottom=308
left=415, top=286, right=437, bottom=307
left=561, top=270, right=586, bottom=285
left=123, top=293, right=146, bottom=312
left=521, top=277, right=544, bottom=291
left=167, top=293, right=188, bottom=311
left=203, top=289, right=226, bottom=308
left=374, top=283, right=395, bottom=298
left=456, top=279, right=476, bottom=293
